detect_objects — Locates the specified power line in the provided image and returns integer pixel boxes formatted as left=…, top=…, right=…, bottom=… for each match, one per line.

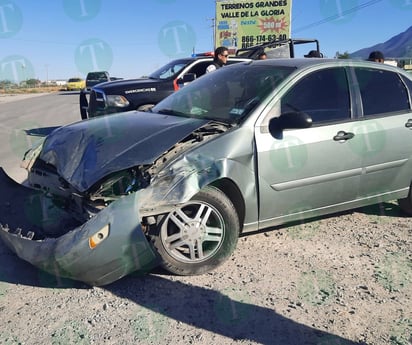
left=294, top=0, right=383, bottom=33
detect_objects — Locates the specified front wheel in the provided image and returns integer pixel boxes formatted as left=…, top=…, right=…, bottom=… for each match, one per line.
left=79, top=89, right=88, bottom=120
left=151, top=186, right=240, bottom=275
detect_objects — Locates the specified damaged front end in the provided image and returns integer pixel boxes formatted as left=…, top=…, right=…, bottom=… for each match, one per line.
left=0, top=116, right=228, bottom=285
left=0, top=168, right=158, bottom=286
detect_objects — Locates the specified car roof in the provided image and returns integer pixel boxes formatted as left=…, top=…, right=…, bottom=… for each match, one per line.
left=182, top=55, right=250, bottom=62
left=241, top=58, right=408, bottom=73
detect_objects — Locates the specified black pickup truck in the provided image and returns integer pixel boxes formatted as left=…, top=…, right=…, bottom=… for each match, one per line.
left=80, top=39, right=321, bottom=120
left=79, top=55, right=250, bottom=119
left=80, top=71, right=122, bottom=119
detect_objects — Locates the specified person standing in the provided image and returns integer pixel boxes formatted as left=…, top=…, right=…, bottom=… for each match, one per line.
left=257, top=51, right=267, bottom=60
left=304, top=50, right=323, bottom=58
left=206, top=46, right=229, bottom=73
left=367, top=51, right=385, bottom=63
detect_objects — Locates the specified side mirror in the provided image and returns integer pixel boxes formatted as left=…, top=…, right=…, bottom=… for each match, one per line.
left=177, top=73, right=196, bottom=88
left=269, top=111, right=312, bottom=138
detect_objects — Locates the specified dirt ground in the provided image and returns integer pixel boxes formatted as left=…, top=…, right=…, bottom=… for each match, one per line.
left=0, top=93, right=51, bottom=103
left=0, top=94, right=411, bottom=345
left=0, top=201, right=410, bottom=345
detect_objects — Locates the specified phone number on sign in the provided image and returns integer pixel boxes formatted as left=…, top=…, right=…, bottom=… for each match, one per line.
left=241, top=34, right=287, bottom=47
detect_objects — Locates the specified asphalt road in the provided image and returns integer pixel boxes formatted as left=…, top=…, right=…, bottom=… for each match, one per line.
left=0, top=92, right=80, bottom=182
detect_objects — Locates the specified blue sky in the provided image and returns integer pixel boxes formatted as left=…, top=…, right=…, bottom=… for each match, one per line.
left=1, top=0, right=412, bottom=82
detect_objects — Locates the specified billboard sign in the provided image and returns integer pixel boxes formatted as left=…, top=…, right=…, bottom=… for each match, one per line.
left=215, top=0, right=292, bottom=52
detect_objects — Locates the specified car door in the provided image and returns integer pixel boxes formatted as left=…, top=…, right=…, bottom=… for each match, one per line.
left=352, top=67, right=412, bottom=200
left=255, top=66, right=363, bottom=227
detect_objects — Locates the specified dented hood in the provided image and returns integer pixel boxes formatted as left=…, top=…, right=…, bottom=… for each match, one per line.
left=39, top=111, right=208, bottom=192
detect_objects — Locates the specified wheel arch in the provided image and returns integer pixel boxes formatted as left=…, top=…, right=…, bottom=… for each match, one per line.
left=210, top=178, right=246, bottom=233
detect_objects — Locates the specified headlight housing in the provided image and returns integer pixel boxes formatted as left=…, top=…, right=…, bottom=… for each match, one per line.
left=106, top=95, right=130, bottom=108
left=21, top=140, right=44, bottom=170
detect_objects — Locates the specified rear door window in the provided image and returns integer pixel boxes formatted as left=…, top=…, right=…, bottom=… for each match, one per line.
left=354, top=68, right=411, bottom=116
left=401, top=74, right=412, bottom=104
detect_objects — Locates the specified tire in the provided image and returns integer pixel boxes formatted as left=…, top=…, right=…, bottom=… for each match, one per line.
left=80, top=106, right=88, bottom=120
left=398, top=188, right=412, bottom=215
left=79, top=90, right=88, bottom=120
left=152, top=186, right=240, bottom=275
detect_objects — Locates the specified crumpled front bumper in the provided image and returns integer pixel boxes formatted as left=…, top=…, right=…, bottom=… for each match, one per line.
left=0, top=168, right=159, bottom=286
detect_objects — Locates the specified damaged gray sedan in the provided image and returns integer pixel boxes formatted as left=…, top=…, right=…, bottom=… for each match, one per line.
left=2, top=58, right=412, bottom=286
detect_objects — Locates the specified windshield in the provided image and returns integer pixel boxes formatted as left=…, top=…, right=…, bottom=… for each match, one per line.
left=149, top=59, right=193, bottom=80
left=152, top=63, right=295, bottom=123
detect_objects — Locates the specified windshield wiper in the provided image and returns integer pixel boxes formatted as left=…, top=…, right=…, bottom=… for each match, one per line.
left=155, top=109, right=188, bottom=117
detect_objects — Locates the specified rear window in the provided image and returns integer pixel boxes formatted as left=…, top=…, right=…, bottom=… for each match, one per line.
left=87, top=72, right=108, bottom=81
left=68, top=78, right=82, bottom=82
left=355, top=68, right=411, bottom=116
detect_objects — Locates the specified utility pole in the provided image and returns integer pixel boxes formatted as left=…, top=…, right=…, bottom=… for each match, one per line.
left=21, top=63, right=26, bottom=86
left=45, top=64, right=49, bottom=85
left=207, top=17, right=216, bottom=50
left=209, top=0, right=217, bottom=50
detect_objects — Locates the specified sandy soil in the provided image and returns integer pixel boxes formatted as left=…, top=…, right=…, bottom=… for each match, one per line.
left=0, top=200, right=411, bottom=344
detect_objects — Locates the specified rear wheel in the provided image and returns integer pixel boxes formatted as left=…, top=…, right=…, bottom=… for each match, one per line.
left=152, top=186, right=240, bottom=275
left=398, top=188, right=412, bottom=215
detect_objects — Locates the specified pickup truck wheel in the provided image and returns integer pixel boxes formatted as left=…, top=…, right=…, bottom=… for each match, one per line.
left=152, top=186, right=240, bottom=275
left=137, top=104, right=155, bottom=112
left=79, top=90, right=88, bottom=120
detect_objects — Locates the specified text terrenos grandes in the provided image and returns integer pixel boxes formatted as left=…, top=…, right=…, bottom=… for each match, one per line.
left=220, top=1, right=288, bottom=10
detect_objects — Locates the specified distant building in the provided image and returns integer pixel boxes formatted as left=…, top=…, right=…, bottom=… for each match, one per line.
left=384, top=59, right=398, bottom=67
left=49, top=80, right=67, bottom=86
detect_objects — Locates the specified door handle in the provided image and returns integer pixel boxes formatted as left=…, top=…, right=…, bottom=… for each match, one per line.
left=333, top=131, right=354, bottom=141
left=405, top=119, right=412, bottom=128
